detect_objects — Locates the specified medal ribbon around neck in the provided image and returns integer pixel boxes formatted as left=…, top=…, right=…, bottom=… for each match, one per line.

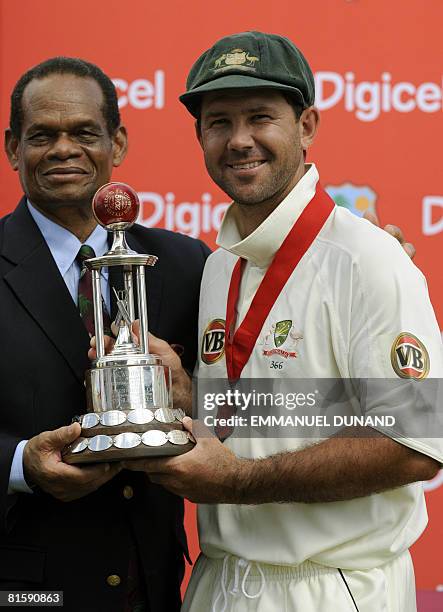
left=225, top=185, right=335, bottom=381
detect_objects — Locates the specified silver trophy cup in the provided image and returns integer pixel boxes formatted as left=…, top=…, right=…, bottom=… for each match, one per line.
left=63, top=182, right=194, bottom=464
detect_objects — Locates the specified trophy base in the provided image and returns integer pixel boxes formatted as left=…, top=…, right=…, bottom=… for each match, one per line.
left=63, top=437, right=194, bottom=464
left=63, top=408, right=194, bottom=464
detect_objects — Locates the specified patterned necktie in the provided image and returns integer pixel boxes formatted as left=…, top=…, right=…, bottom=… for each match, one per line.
left=76, top=245, right=111, bottom=337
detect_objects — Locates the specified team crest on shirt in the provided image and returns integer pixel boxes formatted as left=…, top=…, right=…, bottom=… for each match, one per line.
left=260, top=320, right=303, bottom=359
left=201, top=319, right=226, bottom=364
left=390, top=332, right=430, bottom=380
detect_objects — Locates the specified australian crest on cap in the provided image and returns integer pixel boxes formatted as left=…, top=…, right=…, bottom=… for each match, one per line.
left=213, top=48, right=260, bottom=73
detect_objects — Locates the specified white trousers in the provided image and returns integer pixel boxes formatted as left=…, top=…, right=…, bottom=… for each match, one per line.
left=182, top=551, right=416, bottom=612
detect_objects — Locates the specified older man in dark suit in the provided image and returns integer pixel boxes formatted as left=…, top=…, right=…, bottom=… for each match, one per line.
left=0, top=57, right=209, bottom=612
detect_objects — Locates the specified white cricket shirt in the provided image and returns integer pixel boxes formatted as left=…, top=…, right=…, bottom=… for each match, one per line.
left=196, top=164, right=443, bottom=569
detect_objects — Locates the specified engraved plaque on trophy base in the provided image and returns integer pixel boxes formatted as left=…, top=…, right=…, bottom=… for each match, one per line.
left=64, top=359, right=194, bottom=464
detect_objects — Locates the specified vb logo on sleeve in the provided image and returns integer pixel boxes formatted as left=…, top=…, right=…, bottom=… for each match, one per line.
left=390, top=332, right=430, bottom=380
left=201, top=319, right=226, bottom=364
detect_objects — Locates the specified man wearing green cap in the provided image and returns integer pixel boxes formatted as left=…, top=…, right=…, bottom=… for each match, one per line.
left=124, top=32, right=443, bottom=611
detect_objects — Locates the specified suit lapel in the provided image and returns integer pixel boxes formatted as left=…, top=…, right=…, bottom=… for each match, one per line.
left=2, top=199, right=90, bottom=384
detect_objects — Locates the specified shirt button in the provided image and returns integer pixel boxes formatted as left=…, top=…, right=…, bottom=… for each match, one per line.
left=123, top=485, right=134, bottom=500
left=106, top=574, right=121, bottom=587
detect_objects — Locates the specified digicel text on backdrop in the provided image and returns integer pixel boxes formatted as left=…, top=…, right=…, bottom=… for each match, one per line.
left=111, top=69, right=443, bottom=120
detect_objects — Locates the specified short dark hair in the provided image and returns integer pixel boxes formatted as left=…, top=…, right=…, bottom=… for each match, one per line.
left=282, top=92, right=305, bottom=120
left=10, top=56, right=120, bottom=137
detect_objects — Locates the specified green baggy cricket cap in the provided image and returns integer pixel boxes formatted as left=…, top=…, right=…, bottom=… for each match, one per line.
left=179, top=31, right=315, bottom=118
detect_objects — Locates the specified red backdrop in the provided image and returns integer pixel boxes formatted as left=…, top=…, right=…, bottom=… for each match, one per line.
left=1, top=1, right=442, bottom=607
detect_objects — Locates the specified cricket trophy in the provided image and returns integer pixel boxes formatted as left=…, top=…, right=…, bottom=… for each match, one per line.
left=63, top=182, right=194, bottom=464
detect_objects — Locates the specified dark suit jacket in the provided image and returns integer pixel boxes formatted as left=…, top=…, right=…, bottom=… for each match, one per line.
left=0, top=198, right=210, bottom=611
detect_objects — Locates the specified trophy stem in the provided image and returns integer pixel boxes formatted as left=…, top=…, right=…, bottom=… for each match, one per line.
left=92, top=269, right=105, bottom=356
left=136, top=266, right=149, bottom=353
left=124, top=269, right=136, bottom=321
left=110, top=229, right=130, bottom=254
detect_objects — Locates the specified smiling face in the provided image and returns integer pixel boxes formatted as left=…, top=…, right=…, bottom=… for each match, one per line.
left=5, top=73, right=127, bottom=216
left=198, top=89, right=316, bottom=211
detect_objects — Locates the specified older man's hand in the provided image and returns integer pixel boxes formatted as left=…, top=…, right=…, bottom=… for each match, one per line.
left=23, top=423, right=122, bottom=502
left=363, top=210, right=416, bottom=259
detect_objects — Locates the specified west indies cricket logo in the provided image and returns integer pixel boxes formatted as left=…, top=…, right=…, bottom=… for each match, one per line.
left=325, top=182, right=377, bottom=217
